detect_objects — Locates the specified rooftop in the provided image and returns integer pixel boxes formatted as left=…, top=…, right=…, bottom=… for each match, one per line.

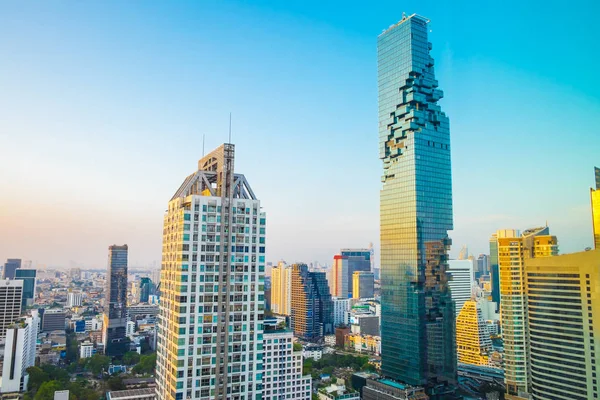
left=379, top=379, right=406, bottom=390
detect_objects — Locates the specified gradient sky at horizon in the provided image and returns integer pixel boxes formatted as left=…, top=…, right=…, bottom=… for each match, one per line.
left=1, top=0, right=599, bottom=269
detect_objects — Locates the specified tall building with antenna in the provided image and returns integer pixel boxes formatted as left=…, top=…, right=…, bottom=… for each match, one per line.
left=378, top=13, right=457, bottom=393
left=155, top=143, right=266, bottom=400
left=591, top=166, right=600, bottom=249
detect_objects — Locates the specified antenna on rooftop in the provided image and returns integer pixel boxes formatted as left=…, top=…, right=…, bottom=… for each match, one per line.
left=202, top=134, right=205, bottom=157
left=228, top=112, right=232, bottom=144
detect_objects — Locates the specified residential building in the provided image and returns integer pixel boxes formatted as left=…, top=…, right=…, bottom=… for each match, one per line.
left=332, top=297, right=351, bottom=326
left=41, top=309, right=66, bottom=332
left=0, top=279, right=23, bottom=339
left=352, top=271, right=375, bottom=299
left=291, top=263, right=333, bottom=341
left=80, top=341, right=95, bottom=359
left=126, top=320, right=135, bottom=336
left=362, top=379, right=428, bottom=400
left=103, top=244, right=129, bottom=357
left=262, top=328, right=311, bottom=400
left=155, top=144, right=266, bottom=400
left=139, top=277, right=153, bottom=303
left=447, top=260, right=474, bottom=314
left=330, top=255, right=349, bottom=298
left=592, top=166, right=600, bottom=249
left=106, top=388, right=157, bottom=400
left=378, top=13, right=456, bottom=389
left=3, top=259, right=21, bottom=280
left=67, top=292, right=83, bottom=308
left=524, top=249, right=600, bottom=400
left=318, top=378, right=360, bottom=400
left=14, top=269, right=36, bottom=308
left=455, top=300, right=492, bottom=367
left=497, top=227, right=558, bottom=399
left=0, top=311, right=39, bottom=394
left=271, top=262, right=291, bottom=315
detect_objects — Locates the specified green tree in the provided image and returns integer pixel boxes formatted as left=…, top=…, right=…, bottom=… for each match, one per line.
left=132, top=353, right=156, bottom=375
left=26, top=366, right=49, bottom=392
left=34, top=381, right=63, bottom=400
left=107, top=375, right=126, bottom=391
left=86, top=354, right=110, bottom=375
left=123, top=351, right=141, bottom=365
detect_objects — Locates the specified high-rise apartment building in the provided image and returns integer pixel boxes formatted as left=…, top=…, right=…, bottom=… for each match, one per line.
left=262, top=328, right=311, bottom=400
left=330, top=255, right=349, bottom=298
left=3, top=259, right=21, bottom=280
left=447, top=260, right=474, bottom=315
left=290, top=263, right=333, bottom=341
left=271, top=262, right=291, bottom=315
left=524, top=249, right=600, bottom=400
left=155, top=144, right=266, bottom=400
left=592, top=166, right=600, bottom=249
left=103, top=244, right=129, bottom=357
left=497, top=227, right=558, bottom=399
left=14, top=269, right=36, bottom=308
left=378, top=14, right=456, bottom=389
left=0, top=311, right=39, bottom=394
left=455, top=300, right=491, bottom=367
left=332, top=297, right=351, bottom=327
left=352, top=271, right=375, bottom=299
left=67, top=292, right=83, bottom=308
left=0, top=279, right=23, bottom=339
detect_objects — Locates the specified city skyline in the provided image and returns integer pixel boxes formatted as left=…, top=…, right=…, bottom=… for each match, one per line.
left=2, top=1, right=600, bottom=268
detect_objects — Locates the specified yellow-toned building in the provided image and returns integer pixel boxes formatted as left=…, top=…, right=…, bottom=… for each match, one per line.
left=456, top=300, right=491, bottom=366
left=591, top=167, right=600, bottom=249
left=271, top=261, right=291, bottom=315
left=496, top=227, right=558, bottom=399
left=525, top=249, right=600, bottom=400
left=344, top=333, right=381, bottom=355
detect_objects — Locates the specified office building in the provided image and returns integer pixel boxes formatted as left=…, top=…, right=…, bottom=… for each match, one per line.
left=291, top=263, right=333, bottom=341
left=3, top=259, right=21, bottom=280
left=103, top=244, right=129, bottom=357
left=41, top=309, right=66, bottom=332
left=455, top=300, right=492, bottom=367
left=489, top=234, right=500, bottom=311
left=332, top=297, right=351, bottom=326
left=0, top=279, right=23, bottom=339
left=67, top=292, right=83, bottom=308
left=155, top=144, right=266, bottom=400
left=378, top=13, right=456, bottom=389
left=340, top=249, right=372, bottom=298
left=14, top=269, right=36, bottom=308
left=447, top=260, right=474, bottom=314
left=263, top=328, right=311, bottom=400
left=352, top=271, right=375, bottom=299
left=139, top=277, right=154, bottom=303
left=592, top=166, right=600, bottom=249
left=497, top=227, right=558, bottom=399
left=330, top=255, right=349, bottom=298
left=476, top=254, right=489, bottom=278
left=349, top=313, right=380, bottom=336
left=1, top=311, right=39, bottom=394
left=524, top=249, right=600, bottom=400
left=271, top=261, right=291, bottom=315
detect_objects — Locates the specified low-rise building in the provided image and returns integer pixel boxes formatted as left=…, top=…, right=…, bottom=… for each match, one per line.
left=318, top=378, right=360, bottom=400
left=106, top=388, right=156, bottom=400
left=361, top=378, right=428, bottom=400
left=302, top=345, right=323, bottom=361
left=80, top=341, right=95, bottom=359
left=344, top=334, right=381, bottom=355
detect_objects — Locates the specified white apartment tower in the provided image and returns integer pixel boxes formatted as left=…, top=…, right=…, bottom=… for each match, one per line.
left=156, top=144, right=266, bottom=400
left=447, top=259, right=475, bottom=315
left=1, top=311, right=39, bottom=394
left=67, top=292, right=83, bottom=308
left=262, top=329, right=311, bottom=400
left=0, top=279, right=23, bottom=339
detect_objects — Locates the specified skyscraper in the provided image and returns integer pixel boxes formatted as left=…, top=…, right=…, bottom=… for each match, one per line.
left=330, top=255, right=349, bottom=298
left=139, top=277, right=154, bottom=303
left=290, top=263, right=333, bottom=341
left=271, top=261, right=291, bottom=315
left=489, top=234, right=500, bottom=311
left=455, top=300, right=492, bottom=367
left=524, top=249, right=600, bottom=400
left=497, top=227, right=558, bottom=399
left=591, top=166, right=600, bottom=249
left=378, top=14, right=456, bottom=389
left=0, top=311, right=39, bottom=394
left=341, top=249, right=371, bottom=297
left=3, top=259, right=21, bottom=280
left=352, top=271, right=375, bottom=299
left=0, top=279, right=23, bottom=339
left=14, top=269, right=36, bottom=308
left=155, top=144, right=266, bottom=400
left=447, top=260, right=474, bottom=315
left=103, top=244, right=129, bottom=357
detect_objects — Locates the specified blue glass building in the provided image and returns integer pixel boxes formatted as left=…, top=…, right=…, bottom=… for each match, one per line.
left=378, top=14, right=456, bottom=391
left=104, top=244, right=130, bottom=357
left=15, top=269, right=36, bottom=308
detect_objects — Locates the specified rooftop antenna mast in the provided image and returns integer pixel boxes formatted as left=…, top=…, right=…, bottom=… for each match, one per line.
left=202, top=134, right=205, bottom=158
left=228, top=112, right=232, bottom=144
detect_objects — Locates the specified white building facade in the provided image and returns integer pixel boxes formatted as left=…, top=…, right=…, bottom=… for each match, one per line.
left=0, top=279, right=23, bottom=339
left=67, top=292, right=83, bottom=308
left=448, top=259, right=475, bottom=314
left=332, top=297, right=350, bottom=327
left=1, top=311, right=39, bottom=394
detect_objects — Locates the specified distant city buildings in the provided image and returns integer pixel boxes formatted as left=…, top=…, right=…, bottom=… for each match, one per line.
left=14, top=269, right=36, bottom=308
left=352, top=271, right=375, bottom=299
left=67, top=291, right=83, bottom=308
left=330, top=249, right=371, bottom=299
left=497, top=227, right=558, bottom=399
left=447, top=260, right=474, bottom=314
left=3, top=259, right=21, bottom=280
left=291, top=263, right=333, bottom=341
left=271, top=261, right=291, bottom=315
left=0, top=279, right=23, bottom=339
left=378, top=13, right=456, bottom=391
left=0, top=311, right=39, bottom=394
left=138, top=277, right=154, bottom=303
left=103, top=244, right=129, bottom=357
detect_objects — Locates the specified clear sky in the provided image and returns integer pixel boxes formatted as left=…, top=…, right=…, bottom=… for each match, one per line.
left=1, top=0, right=599, bottom=269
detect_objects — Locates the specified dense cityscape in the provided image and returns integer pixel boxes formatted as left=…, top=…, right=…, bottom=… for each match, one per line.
left=1, top=6, right=599, bottom=400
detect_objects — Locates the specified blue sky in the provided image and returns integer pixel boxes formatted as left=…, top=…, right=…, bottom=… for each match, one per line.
left=1, top=0, right=599, bottom=268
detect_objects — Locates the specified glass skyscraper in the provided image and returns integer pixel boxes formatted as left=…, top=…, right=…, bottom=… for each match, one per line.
left=378, top=14, right=456, bottom=390
left=103, top=244, right=129, bottom=357
left=14, top=269, right=36, bottom=308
